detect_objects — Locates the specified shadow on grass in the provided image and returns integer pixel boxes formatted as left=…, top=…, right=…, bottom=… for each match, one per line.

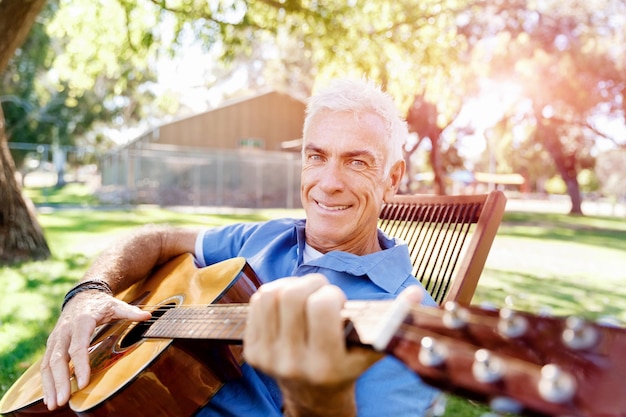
left=501, top=211, right=626, bottom=252
left=39, top=209, right=273, bottom=236
left=476, top=269, right=626, bottom=321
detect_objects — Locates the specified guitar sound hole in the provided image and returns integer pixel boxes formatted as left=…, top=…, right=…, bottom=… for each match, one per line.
left=118, top=303, right=177, bottom=349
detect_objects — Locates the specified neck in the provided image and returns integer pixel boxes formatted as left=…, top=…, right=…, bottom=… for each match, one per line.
left=306, top=232, right=382, bottom=257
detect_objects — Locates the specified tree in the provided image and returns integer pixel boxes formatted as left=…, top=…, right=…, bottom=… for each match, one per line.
left=11, top=0, right=625, bottom=211
left=155, top=0, right=471, bottom=194
left=0, top=0, right=50, bottom=264
left=14, top=0, right=498, bottom=198
left=3, top=0, right=164, bottom=158
left=457, top=0, right=626, bottom=214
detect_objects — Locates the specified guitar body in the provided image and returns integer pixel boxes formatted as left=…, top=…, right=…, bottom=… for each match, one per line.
left=0, top=254, right=261, bottom=417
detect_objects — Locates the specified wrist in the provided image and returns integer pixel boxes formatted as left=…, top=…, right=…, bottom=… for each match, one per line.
left=281, top=383, right=357, bottom=417
left=62, top=279, right=113, bottom=310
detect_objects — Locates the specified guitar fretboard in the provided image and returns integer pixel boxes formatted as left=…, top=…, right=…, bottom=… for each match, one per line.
left=144, top=304, right=249, bottom=342
left=143, top=299, right=408, bottom=349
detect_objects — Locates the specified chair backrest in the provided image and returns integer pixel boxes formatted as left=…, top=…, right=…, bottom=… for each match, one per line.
left=378, top=190, right=507, bottom=305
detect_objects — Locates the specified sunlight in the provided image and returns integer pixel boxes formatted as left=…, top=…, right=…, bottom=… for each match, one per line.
left=455, top=78, right=523, bottom=163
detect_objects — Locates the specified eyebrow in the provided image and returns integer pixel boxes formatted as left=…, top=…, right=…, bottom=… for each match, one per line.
left=304, top=144, right=377, bottom=161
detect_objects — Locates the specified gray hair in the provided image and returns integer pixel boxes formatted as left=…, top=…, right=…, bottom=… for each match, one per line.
left=302, top=78, right=407, bottom=172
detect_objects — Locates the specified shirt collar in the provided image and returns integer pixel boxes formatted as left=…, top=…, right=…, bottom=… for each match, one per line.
left=296, top=221, right=412, bottom=294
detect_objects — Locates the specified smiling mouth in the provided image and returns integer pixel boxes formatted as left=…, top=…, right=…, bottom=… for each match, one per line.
left=317, top=201, right=350, bottom=211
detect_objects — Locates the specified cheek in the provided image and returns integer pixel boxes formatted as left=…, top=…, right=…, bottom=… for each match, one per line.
left=300, top=168, right=315, bottom=188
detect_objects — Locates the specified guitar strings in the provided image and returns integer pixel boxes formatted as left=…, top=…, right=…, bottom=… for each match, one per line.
left=111, top=301, right=447, bottom=327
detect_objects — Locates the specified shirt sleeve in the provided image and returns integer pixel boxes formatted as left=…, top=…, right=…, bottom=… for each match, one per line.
left=194, top=222, right=262, bottom=267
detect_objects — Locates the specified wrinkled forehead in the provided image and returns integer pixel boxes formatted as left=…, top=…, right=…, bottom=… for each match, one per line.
left=303, top=109, right=390, bottom=141
left=303, top=110, right=391, bottom=163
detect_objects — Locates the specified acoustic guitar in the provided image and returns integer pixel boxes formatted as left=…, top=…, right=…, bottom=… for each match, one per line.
left=0, top=254, right=624, bottom=417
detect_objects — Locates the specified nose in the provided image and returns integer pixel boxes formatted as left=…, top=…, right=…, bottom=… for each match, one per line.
left=316, top=161, right=346, bottom=193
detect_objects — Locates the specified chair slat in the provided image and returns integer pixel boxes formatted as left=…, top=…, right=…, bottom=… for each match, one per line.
left=379, top=191, right=506, bottom=305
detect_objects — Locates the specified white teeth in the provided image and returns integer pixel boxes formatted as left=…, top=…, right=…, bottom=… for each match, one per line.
left=318, top=202, right=349, bottom=211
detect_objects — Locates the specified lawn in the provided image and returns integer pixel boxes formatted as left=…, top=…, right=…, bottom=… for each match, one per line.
left=1, top=185, right=625, bottom=416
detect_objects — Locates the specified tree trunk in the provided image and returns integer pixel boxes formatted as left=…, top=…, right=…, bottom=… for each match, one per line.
left=536, top=116, right=584, bottom=215
left=406, top=95, right=447, bottom=195
left=0, top=0, right=51, bottom=265
left=0, top=106, right=51, bottom=263
left=0, top=0, right=47, bottom=72
left=428, top=134, right=446, bottom=195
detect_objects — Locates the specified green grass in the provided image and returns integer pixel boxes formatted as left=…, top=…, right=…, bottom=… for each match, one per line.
left=23, top=182, right=101, bottom=206
left=2, top=185, right=625, bottom=416
left=476, top=211, right=626, bottom=322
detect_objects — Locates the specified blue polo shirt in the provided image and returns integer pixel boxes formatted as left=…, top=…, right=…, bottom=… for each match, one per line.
left=194, top=218, right=439, bottom=417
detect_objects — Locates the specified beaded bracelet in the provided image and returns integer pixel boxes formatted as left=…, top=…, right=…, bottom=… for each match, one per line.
left=61, top=279, right=114, bottom=311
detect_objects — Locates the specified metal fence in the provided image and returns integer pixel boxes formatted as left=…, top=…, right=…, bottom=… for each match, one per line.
left=99, top=144, right=303, bottom=209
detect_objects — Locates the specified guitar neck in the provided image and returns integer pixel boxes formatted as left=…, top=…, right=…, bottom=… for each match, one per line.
left=143, top=299, right=409, bottom=349
left=142, top=297, right=626, bottom=417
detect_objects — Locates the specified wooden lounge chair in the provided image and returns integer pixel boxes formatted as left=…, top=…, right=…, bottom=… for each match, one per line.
left=379, top=190, right=507, bottom=305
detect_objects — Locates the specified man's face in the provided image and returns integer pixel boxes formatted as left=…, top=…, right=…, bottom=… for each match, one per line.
left=301, top=110, right=403, bottom=254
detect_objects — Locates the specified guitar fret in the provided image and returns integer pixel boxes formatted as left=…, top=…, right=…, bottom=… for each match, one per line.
left=145, top=305, right=249, bottom=341
left=144, top=301, right=403, bottom=344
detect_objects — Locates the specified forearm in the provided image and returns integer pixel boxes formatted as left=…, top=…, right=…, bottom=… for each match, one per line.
left=80, top=224, right=199, bottom=293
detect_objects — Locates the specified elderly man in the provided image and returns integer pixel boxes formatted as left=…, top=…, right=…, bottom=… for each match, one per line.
left=41, top=78, right=439, bottom=416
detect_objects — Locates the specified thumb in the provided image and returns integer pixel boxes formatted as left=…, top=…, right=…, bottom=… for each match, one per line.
left=113, top=300, right=152, bottom=321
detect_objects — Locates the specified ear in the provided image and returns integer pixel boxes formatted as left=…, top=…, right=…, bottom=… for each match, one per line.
left=383, top=159, right=405, bottom=202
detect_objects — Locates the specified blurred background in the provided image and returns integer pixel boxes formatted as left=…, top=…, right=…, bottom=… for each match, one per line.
left=1, top=2, right=625, bottom=415
left=2, top=0, right=625, bottom=215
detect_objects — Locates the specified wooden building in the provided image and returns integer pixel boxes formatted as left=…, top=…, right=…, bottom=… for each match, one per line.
left=100, top=89, right=307, bottom=208
left=139, top=89, right=307, bottom=151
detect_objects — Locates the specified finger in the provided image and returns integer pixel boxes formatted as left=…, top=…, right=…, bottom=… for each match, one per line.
left=279, top=274, right=329, bottom=349
left=307, top=284, right=346, bottom=355
left=41, top=333, right=72, bottom=409
left=41, top=342, right=64, bottom=410
left=397, top=285, right=425, bottom=306
left=41, top=296, right=150, bottom=410
left=244, top=283, right=283, bottom=370
left=87, top=295, right=151, bottom=324
left=308, top=286, right=383, bottom=382
left=67, top=317, right=98, bottom=390
left=244, top=275, right=329, bottom=371
left=112, top=300, right=152, bottom=322
left=71, top=299, right=150, bottom=389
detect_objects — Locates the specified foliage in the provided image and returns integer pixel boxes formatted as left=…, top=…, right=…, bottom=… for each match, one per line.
left=1, top=2, right=117, bottom=167
left=4, top=0, right=626, bottom=208
left=577, top=168, right=600, bottom=193
left=543, top=175, right=567, bottom=195
left=460, top=0, right=626, bottom=212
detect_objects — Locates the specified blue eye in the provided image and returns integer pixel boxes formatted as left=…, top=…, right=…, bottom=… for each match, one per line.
left=350, top=160, right=367, bottom=169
